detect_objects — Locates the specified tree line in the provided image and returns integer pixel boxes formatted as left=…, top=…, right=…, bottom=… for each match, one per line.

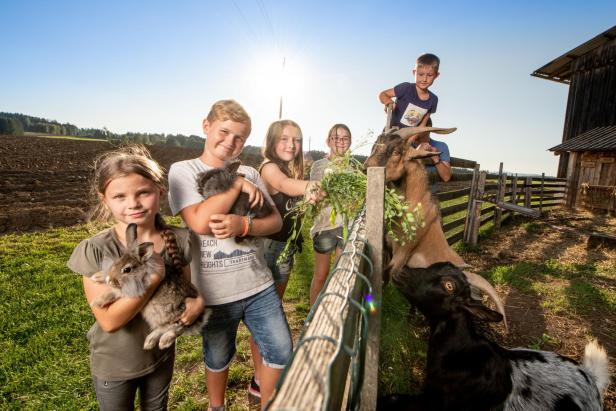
left=0, top=112, right=367, bottom=165
left=0, top=112, right=205, bottom=149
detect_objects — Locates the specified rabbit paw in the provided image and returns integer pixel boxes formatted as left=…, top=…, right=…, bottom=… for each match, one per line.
left=158, top=331, right=178, bottom=349
left=91, top=271, right=107, bottom=283
left=143, top=333, right=160, bottom=350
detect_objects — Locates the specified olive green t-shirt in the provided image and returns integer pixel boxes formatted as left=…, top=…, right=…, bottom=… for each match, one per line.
left=67, top=226, right=192, bottom=380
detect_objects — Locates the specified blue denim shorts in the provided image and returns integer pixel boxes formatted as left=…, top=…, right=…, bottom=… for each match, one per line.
left=264, top=239, right=296, bottom=284
left=312, top=227, right=344, bottom=254
left=201, top=285, right=293, bottom=370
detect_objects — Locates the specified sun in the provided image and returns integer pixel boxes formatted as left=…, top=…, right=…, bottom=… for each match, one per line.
left=246, top=52, right=309, bottom=109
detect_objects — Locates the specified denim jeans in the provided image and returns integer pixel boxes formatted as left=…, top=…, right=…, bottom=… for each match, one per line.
left=312, top=227, right=344, bottom=254
left=201, top=285, right=292, bottom=370
left=263, top=239, right=296, bottom=284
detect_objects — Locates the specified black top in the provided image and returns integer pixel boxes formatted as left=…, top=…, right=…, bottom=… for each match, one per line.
left=267, top=191, right=303, bottom=245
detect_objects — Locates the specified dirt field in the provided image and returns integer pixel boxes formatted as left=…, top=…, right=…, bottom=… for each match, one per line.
left=0, top=135, right=253, bottom=233
left=459, top=210, right=616, bottom=409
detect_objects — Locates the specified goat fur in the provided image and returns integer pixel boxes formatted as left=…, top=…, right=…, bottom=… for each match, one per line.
left=378, top=262, right=610, bottom=411
left=365, top=129, right=467, bottom=275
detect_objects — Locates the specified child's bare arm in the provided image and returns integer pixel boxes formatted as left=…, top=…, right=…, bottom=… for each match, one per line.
left=181, top=177, right=262, bottom=235
left=209, top=207, right=283, bottom=239
left=261, top=162, right=312, bottom=197
left=249, top=207, right=283, bottom=236
left=83, top=260, right=164, bottom=333
left=379, top=88, right=396, bottom=105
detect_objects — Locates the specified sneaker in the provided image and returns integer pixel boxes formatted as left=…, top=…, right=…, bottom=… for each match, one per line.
left=248, top=375, right=261, bottom=398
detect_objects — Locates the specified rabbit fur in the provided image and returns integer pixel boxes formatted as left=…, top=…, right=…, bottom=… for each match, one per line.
left=196, top=160, right=273, bottom=241
left=91, top=223, right=210, bottom=350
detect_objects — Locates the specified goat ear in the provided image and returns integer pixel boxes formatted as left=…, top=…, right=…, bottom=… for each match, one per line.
left=462, top=303, right=503, bottom=323
left=404, top=146, right=441, bottom=161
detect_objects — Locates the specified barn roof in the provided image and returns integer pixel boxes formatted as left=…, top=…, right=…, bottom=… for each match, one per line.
left=531, top=25, right=616, bottom=84
left=549, top=126, right=616, bottom=152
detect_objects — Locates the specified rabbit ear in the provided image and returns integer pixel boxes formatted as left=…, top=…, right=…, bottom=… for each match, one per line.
left=126, top=223, right=138, bottom=247
left=226, top=160, right=241, bottom=174
left=136, top=242, right=155, bottom=262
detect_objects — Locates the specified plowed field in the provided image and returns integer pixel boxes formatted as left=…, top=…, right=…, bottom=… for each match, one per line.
left=0, top=135, right=209, bottom=233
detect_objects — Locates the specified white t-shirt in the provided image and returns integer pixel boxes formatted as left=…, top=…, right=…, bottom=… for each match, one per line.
left=309, top=157, right=345, bottom=238
left=168, top=158, right=274, bottom=306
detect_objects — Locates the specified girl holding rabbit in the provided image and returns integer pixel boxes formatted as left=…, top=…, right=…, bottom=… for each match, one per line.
left=67, top=145, right=204, bottom=410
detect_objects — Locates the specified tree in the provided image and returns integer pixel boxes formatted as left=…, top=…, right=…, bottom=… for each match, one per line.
left=0, top=117, right=24, bottom=135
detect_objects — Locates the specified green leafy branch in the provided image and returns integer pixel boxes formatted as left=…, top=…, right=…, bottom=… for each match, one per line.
left=277, top=150, right=424, bottom=263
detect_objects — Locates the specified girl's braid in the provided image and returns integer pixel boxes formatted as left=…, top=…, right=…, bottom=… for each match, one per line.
left=155, top=214, right=183, bottom=271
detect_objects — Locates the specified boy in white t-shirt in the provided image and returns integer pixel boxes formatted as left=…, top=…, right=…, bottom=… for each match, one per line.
left=168, top=99, right=292, bottom=411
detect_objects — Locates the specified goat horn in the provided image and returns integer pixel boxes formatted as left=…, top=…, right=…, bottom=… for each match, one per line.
left=463, top=271, right=508, bottom=332
left=396, top=126, right=457, bottom=139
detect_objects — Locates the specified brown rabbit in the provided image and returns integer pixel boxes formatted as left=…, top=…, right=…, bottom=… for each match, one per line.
left=91, top=223, right=211, bottom=350
left=196, top=160, right=272, bottom=241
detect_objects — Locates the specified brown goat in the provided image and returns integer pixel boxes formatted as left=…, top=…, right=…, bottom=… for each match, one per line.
left=365, top=127, right=507, bottom=322
left=366, top=126, right=463, bottom=273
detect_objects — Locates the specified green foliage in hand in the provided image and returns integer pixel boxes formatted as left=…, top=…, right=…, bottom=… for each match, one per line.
left=277, top=151, right=424, bottom=263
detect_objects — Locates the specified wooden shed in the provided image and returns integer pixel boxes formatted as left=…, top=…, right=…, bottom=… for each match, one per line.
left=532, top=25, right=616, bottom=210
left=549, top=126, right=616, bottom=211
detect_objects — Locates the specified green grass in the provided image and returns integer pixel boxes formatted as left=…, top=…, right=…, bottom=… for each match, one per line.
left=0, top=219, right=313, bottom=410
left=378, top=285, right=427, bottom=394
left=27, top=133, right=108, bottom=142
left=482, top=260, right=616, bottom=316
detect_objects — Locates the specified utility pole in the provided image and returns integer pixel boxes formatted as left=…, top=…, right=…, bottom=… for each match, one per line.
left=278, top=57, right=285, bottom=119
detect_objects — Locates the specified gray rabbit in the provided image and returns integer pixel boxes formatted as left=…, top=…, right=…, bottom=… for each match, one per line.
left=91, top=223, right=210, bottom=350
left=196, top=160, right=272, bottom=241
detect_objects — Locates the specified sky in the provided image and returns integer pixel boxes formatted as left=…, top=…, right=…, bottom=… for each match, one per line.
left=1, top=1, right=615, bottom=174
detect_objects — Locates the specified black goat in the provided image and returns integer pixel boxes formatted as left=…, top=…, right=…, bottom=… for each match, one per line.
left=378, top=262, right=610, bottom=411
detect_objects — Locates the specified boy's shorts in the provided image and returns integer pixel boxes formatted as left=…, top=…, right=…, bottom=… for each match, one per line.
left=201, top=285, right=292, bottom=371
left=312, top=227, right=344, bottom=254
left=264, top=239, right=296, bottom=284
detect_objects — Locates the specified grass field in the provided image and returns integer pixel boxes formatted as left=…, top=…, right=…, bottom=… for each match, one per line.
left=0, top=218, right=315, bottom=410
left=1, top=212, right=614, bottom=409
left=24, top=133, right=108, bottom=142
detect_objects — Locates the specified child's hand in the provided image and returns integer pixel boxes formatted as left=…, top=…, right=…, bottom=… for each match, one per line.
left=178, top=296, right=205, bottom=326
left=305, top=181, right=325, bottom=204
left=234, top=177, right=264, bottom=209
left=209, top=214, right=244, bottom=239
left=417, top=142, right=440, bottom=164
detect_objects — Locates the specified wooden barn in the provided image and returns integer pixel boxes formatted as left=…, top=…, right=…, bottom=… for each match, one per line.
left=532, top=25, right=616, bottom=211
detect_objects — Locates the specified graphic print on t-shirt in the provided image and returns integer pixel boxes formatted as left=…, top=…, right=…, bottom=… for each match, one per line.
left=400, top=102, right=428, bottom=127
left=199, top=238, right=259, bottom=273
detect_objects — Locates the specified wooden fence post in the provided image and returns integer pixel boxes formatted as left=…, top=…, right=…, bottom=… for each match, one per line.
left=360, top=167, right=385, bottom=411
left=524, top=176, right=533, bottom=209
left=494, top=162, right=505, bottom=229
left=463, top=164, right=480, bottom=244
left=470, top=171, right=487, bottom=246
left=540, top=173, right=545, bottom=214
